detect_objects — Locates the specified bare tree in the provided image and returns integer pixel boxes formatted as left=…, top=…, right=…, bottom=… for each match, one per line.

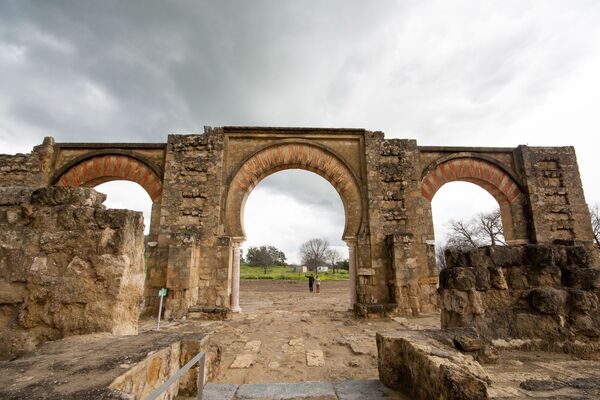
left=325, top=248, right=342, bottom=273
left=445, top=208, right=506, bottom=250
left=477, top=209, right=506, bottom=246
left=590, top=204, right=600, bottom=248
left=446, top=219, right=480, bottom=249
left=300, top=238, right=330, bottom=271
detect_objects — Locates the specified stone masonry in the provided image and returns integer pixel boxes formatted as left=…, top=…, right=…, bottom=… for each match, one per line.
left=0, top=186, right=145, bottom=359
left=0, top=127, right=595, bottom=320
left=439, top=244, right=600, bottom=344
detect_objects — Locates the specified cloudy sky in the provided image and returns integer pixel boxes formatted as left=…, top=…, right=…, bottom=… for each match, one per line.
left=2, top=1, right=600, bottom=263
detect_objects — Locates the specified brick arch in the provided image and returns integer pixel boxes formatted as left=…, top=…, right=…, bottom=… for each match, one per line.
left=224, top=142, right=363, bottom=240
left=55, top=154, right=163, bottom=201
left=421, top=157, right=528, bottom=243
left=421, top=158, right=521, bottom=205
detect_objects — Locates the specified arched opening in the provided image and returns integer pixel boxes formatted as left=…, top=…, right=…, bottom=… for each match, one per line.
left=431, top=182, right=506, bottom=269
left=93, top=181, right=153, bottom=235
left=224, top=141, right=364, bottom=313
left=240, top=170, right=350, bottom=313
left=421, top=156, right=528, bottom=246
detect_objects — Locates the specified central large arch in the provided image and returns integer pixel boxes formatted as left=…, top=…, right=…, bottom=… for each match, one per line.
left=224, top=141, right=364, bottom=241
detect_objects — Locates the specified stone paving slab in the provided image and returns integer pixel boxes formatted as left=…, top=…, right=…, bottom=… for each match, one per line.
left=235, top=381, right=336, bottom=399
left=201, top=380, right=410, bottom=400
left=203, top=383, right=239, bottom=400
left=334, top=380, right=410, bottom=399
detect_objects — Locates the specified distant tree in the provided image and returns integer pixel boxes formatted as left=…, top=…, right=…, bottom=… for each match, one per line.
left=477, top=209, right=506, bottom=246
left=337, top=259, right=349, bottom=270
left=439, top=209, right=506, bottom=270
left=325, top=248, right=342, bottom=273
left=300, top=238, right=329, bottom=271
left=590, top=204, right=600, bottom=248
left=246, top=245, right=287, bottom=274
left=446, top=209, right=505, bottom=250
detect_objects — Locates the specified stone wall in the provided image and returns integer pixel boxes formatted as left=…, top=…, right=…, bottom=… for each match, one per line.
left=0, top=186, right=145, bottom=360
left=147, top=128, right=229, bottom=318
left=0, top=137, right=54, bottom=187
left=519, top=146, right=595, bottom=246
left=364, top=134, right=438, bottom=316
left=438, top=245, right=600, bottom=343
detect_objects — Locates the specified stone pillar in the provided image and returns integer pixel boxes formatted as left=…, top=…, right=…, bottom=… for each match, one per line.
left=347, top=240, right=357, bottom=309
left=230, top=241, right=242, bottom=312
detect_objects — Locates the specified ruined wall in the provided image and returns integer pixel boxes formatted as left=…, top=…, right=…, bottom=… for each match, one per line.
left=147, top=129, right=228, bottom=318
left=364, top=133, right=438, bottom=316
left=0, top=186, right=145, bottom=360
left=439, top=245, right=600, bottom=343
left=519, top=146, right=595, bottom=246
left=0, top=137, right=54, bottom=187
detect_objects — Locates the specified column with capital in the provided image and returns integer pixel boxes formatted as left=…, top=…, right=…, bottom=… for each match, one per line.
left=230, top=241, right=242, bottom=312
left=347, top=240, right=357, bottom=308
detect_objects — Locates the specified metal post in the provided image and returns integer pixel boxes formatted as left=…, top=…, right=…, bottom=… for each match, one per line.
left=157, top=290, right=164, bottom=330
left=196, top=353, right=205, bottom=400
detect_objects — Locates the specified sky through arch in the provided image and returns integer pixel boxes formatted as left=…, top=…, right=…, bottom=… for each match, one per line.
left=242, top=169, right=348, bottom=265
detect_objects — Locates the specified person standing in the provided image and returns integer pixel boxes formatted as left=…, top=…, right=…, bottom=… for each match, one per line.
left=305, top=274, right=315, bottom=293
left=315, top=275, right=321, bottom=294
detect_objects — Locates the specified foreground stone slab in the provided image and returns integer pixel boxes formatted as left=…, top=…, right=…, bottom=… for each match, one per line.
left=235, top=381, right=336, bottom=399
left=334, top=379, right=410, bottom=399
left=0, top=331, right=209, bottom=399
left=230, top=354, right=255, bottom=369
left=245, top=340, right=262, bottom=352
left=203, top=383, right=239, bottom=400
left=306, top=349, right=325, bottom=367
left=377, top=330, right=490, bottom=400
left=203, top=381, right=408, bottom=400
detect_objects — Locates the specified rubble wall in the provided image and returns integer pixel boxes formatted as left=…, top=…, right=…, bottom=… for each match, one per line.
left=364, top=134, right=438, bottom=316
left=0, top=186, right=145, bottom=360
left=147, top=129, right=228, bottom=318
left=439, top=245, right=600, bottom=342
left=0, top=137, right=55, bottom=188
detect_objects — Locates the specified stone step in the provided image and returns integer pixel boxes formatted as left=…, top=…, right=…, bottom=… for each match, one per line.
left=197, top=379, right=410, bottom=400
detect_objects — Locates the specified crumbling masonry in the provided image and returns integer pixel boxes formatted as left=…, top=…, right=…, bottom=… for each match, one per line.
left=0, top=127, right=596, bottom=322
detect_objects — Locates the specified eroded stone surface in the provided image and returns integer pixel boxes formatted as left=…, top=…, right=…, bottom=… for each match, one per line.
left=306, top=350, right=325, bottom=367
left=377, top=330, right=490, bottom=400
left=0, top=187, right=145, bottom=360
left=230, top=354, right=255, bottom=369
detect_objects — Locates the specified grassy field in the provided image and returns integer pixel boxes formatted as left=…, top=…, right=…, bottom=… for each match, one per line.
left=240, top=264, right=349, bottom=281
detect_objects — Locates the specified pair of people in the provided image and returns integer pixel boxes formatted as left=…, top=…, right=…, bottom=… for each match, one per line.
left=305, top=274, right=321, bottom=294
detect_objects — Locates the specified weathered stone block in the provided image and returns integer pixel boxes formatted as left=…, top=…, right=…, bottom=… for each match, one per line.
left=488, top=245, right=525, bottom=267
left=525, top=287, right=566, bottom=315
left=561, top=266, right=600, bottom=290
left=439, top=267, right=475, bottom=291
left=488, top=267, right=508, bottom=290
left=525, top=245, right=555, bottom=266
left=377, top=330, right=490, bottom=400
left=0, top=186, right=145, bottom=360
left=567, top=289, right=598, bottom=312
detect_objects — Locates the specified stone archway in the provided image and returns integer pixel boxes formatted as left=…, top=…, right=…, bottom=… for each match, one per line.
left=223, top=141, right=364, bottom=311
left=54, top=153, right=163, bottom=201
left=224, top=141, right=363, bottom=241
left=420, top=156, right=528, bottom=243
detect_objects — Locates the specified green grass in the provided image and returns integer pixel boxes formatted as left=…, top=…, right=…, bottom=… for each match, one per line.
left=240, top=264, right=349, bottom=281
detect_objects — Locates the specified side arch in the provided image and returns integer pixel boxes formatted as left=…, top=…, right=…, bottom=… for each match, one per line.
left=54, top=153, right=163, bottom=201
left=224, top=141, right=363, bottom=240
left=420, top=156, right=529, bottom=243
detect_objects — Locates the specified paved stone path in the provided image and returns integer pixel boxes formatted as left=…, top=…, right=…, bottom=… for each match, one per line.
left=202, top=380, right=410, bottom=399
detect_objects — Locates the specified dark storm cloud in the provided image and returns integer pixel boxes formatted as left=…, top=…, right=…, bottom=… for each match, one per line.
left=2, top=0, right=600, bottom=242
left=0, top=0, right=402, bottom=147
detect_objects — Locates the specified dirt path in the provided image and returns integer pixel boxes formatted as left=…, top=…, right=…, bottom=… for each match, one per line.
left=207, top=280, right=439, bottom=384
